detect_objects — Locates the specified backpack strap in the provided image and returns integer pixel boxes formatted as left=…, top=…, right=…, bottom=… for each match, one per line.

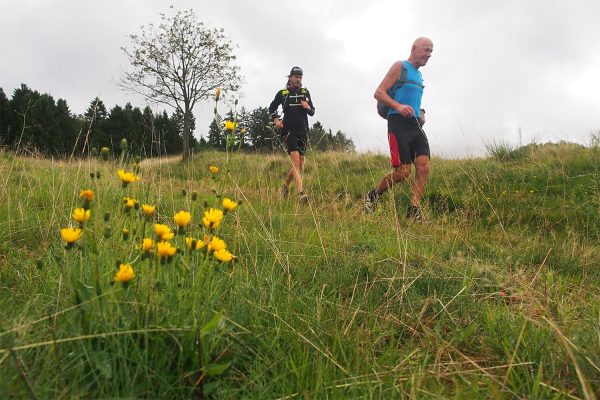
left=387, top=61, right=408, bottom=97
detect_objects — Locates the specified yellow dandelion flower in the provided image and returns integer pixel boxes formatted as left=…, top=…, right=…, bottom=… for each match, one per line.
left=153, top=223, right=175, bottom=241
left=60, top=227, right=83, bottom=244
left=174, top=210, right=192, bottom=228
left=222, top=198, right=237, bottom=212
left=208, top=236, right=227, bottom=253
left=141, top=238, right=154, bottom=252
left=72, top=208, right=91, bottom=224
left=142, top=204, right=155, bottom=216
left=210, top=165, right=219, bottom=174
left=203, top=208, right=223, bottom=230
left=117, top=169, right=140, bottom=185
left=156, top=241, right=177, bottom=258
left=215, top=87, right=221, bottom=99
left=79, top=189, right=95, bottom=201
left=213, top=248, right=234, bottom=263
left=114, top=263, right=135, bottom=283
left=123, top=197, right=137, bottom=209
left=185, top=237, right=207, bottom=250
left=224, top=120, right=238, bottom=131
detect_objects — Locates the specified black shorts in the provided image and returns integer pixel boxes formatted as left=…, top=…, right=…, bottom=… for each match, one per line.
left=284, top=130, right=308, bottom=155
left=387, top=115, right=430, bottom=167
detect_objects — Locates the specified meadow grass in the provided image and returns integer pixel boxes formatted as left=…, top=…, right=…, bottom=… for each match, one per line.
left=0, top=143, right=598, bottom=399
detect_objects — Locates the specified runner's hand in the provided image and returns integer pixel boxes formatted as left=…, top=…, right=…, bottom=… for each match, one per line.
left=300, top=100, right=310, bottom=110
left=274, top=118, right=283, bottom=129
left=396, top=104, right=414, bottom=118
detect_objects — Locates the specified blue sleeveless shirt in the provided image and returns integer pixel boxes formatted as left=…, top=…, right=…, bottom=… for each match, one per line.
left=388, top=60, right=424, bottom=118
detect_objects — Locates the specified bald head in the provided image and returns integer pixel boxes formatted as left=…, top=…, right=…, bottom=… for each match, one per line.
left=409, top=37, right=433, bottom=68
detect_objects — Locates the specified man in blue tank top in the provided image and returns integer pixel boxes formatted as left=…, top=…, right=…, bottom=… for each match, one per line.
left=365, top=37, right=433, bottom=219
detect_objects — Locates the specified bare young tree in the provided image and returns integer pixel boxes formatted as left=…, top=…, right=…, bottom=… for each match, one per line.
left=120, top=8, right=242, bottom=160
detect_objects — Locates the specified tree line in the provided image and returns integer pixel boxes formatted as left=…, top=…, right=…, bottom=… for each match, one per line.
left=0, top=84, right=354, bottom=158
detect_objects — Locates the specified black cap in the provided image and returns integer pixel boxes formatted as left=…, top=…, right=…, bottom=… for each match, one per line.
left=289, top=66, right=303, bottom=76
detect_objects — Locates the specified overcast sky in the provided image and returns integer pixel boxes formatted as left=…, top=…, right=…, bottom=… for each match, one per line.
left=1, top=0, right=599, bottom=157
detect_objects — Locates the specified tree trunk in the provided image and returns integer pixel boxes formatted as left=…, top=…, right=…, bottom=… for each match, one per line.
left=182, top=105, right=191, bottom=161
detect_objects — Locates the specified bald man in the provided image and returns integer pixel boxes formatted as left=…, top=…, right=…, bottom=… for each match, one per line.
left=365, top=37, right=433, bottom=219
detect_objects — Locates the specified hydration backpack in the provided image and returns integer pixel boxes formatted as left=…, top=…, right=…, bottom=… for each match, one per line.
left=376, top=61, right=408, bottom=119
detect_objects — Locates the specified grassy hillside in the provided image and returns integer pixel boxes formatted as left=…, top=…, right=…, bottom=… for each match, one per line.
left=0, top=144, right=599, bottom=399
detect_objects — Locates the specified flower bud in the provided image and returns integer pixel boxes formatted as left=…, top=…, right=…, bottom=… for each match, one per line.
left=103, top=212, right=110, bottom=222
left=101, top=147, right=110, bottom=160
left=120, top=138, right=128, bottom=152
left=191, top=191, right=198, bottom=201
left=122, top=228, right=129, bottom=241
left=96, top=171, right=101, bottom=179
left=91, top=147, right=98, bottom=156
left=90, top=172, right=95, bottom=179
left=103, top=227, right=112, bottom=238
left=181, top=189, right=187, bottom=197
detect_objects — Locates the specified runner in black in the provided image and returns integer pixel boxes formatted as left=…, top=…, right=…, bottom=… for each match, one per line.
left=269, top=66, right=315, bottom=203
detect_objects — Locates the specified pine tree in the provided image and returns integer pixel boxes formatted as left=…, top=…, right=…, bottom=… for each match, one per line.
left=0, top=88, right=9, bottom=146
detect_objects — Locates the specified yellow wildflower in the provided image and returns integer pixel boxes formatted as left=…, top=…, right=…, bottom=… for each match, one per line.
left=210, top=165, right=219, bottom=174
left=141, top=238, right=154, bottom=252
left=72, top=208, right=91, bottom=224
left=174, top=210, right=192, bottom=228
left=123, top=197, right=137, bottom=209
left=185, top=237, right=207, bottom=250
left=114, top=263, right=135, bottom=283
left=117, top=169, right=140, bottom=185
left=224, top=120, right=238, bottom=131
left=213, top=248, right=234, bottom=263
left=203, top=208, right=224, bottom=230
left=142, top=204, right=155, bottom=217
left=153, top=223, right=175, bottom=241
left=208, top=236, right=227, bottom=253
left=156, top=241, right=177, bottom=258
left=79, top=189, right=95, bottom=201
left=222, top=198, right=237, bottom=212
left=215, top=87, right=221, bottom=99
left=60, top=227, right=83, bottom=244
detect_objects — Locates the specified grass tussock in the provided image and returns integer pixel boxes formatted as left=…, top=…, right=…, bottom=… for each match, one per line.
left=0, top=142, right=599, bottom=399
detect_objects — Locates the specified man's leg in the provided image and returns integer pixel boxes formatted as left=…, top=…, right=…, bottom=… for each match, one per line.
left=376, top=164, right=411, bottom=195
left=286, top=150, right=303, bottom=194
left=410, top=155, right=430, bottom=207
left=365, top=165, right=411, bottom=213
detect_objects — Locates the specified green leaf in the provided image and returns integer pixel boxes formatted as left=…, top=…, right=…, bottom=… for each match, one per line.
left=75, top=279, right=94, bottom=303
left=200, top=312, right=224, bottom=336
left=205, top=361, right=230, bottom=377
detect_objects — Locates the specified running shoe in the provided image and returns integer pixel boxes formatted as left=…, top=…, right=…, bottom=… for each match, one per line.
left=280, top=185, right=289, bottom=199
left=406, top=204, right=422, bottom=220
left=364, top=189, right=379, bottom=213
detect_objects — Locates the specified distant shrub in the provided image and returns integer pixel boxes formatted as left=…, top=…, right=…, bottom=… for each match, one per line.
left=486, top=141, right=530, bottom=162
left=591, top=130, right=600, bottom=148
